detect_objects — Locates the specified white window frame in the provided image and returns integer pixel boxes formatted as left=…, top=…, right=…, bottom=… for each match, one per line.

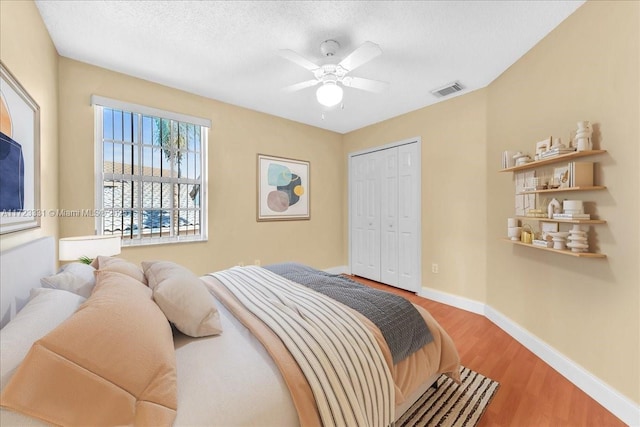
left=91, top=95, right=210, bottom=246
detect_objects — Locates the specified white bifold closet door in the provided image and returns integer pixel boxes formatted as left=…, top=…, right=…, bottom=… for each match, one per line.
left=350, top=141, right=420, bottom=292
left=351, top=150, right=382, bottom=282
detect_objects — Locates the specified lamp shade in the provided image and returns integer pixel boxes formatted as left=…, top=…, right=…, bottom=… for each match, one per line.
left=316, top=82, right=343, bottom=107
left=59, top=235, right=121, bottom=261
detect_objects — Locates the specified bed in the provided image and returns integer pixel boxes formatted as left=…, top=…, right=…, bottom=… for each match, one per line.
left=0, top=237, right=460, bottom=426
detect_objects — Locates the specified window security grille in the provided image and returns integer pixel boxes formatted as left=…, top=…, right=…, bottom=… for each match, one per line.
left=93, top=101, right=208, bottom=246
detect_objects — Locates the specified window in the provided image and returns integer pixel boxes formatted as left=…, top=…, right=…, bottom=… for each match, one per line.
left=92, top=96, right=209, bottom=246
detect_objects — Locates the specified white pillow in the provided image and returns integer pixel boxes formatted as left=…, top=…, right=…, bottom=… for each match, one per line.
left=0, top=288, right=86, bottom=390
left=40, top=262, right=96, bottom=297
left=142, top=261, right=222, bottom=337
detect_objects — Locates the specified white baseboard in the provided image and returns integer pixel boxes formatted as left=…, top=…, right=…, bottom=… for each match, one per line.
left=418, top=287, right=485, bottom=315
left=420, top=286, right=640, bottom=426
left=323, top=265, right=349, bottom=275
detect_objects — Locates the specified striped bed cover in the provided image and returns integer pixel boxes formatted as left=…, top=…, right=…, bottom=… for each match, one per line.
left=211, top=266, right=395, bottom=427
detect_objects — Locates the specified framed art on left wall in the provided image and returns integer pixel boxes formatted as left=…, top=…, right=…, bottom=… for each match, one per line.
left=257, top=154, right=310, bottom=221
left=0, top=62, right=41, bottom=234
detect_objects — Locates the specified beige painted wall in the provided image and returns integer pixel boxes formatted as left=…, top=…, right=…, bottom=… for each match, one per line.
left=343, top=90, right=488, bottom=303
left=57, top=59, right=345, bottom=275
left=486, top=1, right=639, bottom=403
left=0, top=1, right=59, bottom=252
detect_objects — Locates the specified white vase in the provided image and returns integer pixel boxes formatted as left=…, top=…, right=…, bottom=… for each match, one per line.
left=576, top=137, right=591, bottom=151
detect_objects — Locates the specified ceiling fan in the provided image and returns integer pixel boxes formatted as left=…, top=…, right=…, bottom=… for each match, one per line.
left=280, top=40, right=389, bottom=107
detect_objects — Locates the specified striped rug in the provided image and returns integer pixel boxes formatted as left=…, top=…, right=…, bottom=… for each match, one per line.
left=396, top=366, right=499, bottom=427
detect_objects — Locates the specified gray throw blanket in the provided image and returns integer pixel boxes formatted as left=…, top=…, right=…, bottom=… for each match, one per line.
left=264, top=262, right=433, bottom=364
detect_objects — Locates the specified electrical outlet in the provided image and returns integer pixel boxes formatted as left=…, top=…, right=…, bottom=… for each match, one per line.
left=254, top=259, right=261, bottom=266
left=431, top=263, right=439, bottom=274
left=238, top=261, right=245, bottom=267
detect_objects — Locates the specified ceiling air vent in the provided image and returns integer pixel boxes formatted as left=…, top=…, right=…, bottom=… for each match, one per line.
left=430, top=81, right=464, bottom=98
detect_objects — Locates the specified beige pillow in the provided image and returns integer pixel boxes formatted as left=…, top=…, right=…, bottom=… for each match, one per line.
left=142, top=260, right=222, bottom=337
left=91, top=255, right=147, bottom=285
left=0, top=288, right=86, bottom=391
left=41, top=262, right=97, bottom=297
left=0, top=270, right=177, bottom=426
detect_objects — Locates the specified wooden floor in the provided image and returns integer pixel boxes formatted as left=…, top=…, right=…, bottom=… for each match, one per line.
left=350, top=276, right=626, bottom=427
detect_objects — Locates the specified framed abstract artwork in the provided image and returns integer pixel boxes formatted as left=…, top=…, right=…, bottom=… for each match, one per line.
left=0, top=62, right=41, bottom=234
left=257, top=154, right=309, bottom=221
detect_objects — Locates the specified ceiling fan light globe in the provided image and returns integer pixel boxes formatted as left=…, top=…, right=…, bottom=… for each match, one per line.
left=316, top=83, right=343, bottom=107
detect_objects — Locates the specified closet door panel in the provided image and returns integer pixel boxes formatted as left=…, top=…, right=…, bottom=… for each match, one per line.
left=380, top=147, right=399, bottom=285
left=397, top=143, right=419, bottom=291
left=351, top=156, right=367, bottom=277
left=350, top=152, right=381, bottom=281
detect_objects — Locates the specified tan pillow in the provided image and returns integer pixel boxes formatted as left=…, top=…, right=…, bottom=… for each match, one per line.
left=142, top=260, right=222, bottom=337
left=0, top=270, right=177, bottom=426
left=91, top=255, right=147, bottom=285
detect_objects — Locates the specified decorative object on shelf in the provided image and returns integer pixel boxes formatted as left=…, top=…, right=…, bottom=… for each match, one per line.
left=520, top=224, right=534, bottom=244
left=553, top=212, right=591, bottom=220
left=563, top=200, right=584, bottom=214
left=534, top=221, right=555, bottom=248
left=575, top=121, right=592, bottom=151
left=548, top=231, right=570, bottom=250
left=568, top=161, right=593, bottom=187
left=540, top=221, right=559, bottom=239
left=526, top=208, right=547, bottom=218
left=547, top=198, right=561, bottom=219
left=567, top=224, right=589, bottom=253
left=555, top=199, right=591, bottom=219
left=507, top=218, right=521, bottom=241
left=531, top=177, right=547, bottom=190
left=533, top=238, right=553, bottom=248
left=501, top=150, right=519, bottom=169
left=553, top=165, right=570, bottom=188
left=515, top=170, right=536, bottom=215
left=540, top=137, right=576, bottom=159
left=508, top=226, right=522, bottom=241
left=513, top=152, right=532, bottom=166
left=535, top=138, right=551, bottom=160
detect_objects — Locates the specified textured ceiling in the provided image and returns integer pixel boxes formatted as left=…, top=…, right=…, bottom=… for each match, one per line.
left=35, top=1, right=584, bottom=134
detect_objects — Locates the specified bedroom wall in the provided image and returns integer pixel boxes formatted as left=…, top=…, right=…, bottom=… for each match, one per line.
left=486, top=0, right=639, bottom=405
left=342, top=89, right=489, bottom=303
left=57, top=58, right=344, bottom=275
left=343, top=0, right=639, bottom=409
left=0, top=1, right=59, bottom=252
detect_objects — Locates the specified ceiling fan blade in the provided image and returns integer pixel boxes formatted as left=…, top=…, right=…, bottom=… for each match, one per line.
left=279, top=49, right=321, bottom=71
left=338, top=41, right=382, bottom=71
left=283, top=79, right=320, bottom=92
left=342, top=76, right=389, bottom=93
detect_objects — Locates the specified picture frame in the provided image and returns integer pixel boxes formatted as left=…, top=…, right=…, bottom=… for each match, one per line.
left=0, top=62, right=41, bottom=234
left=553, top=165, right=570, bottom=189
left=257, top=154, right=310, bottom=221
